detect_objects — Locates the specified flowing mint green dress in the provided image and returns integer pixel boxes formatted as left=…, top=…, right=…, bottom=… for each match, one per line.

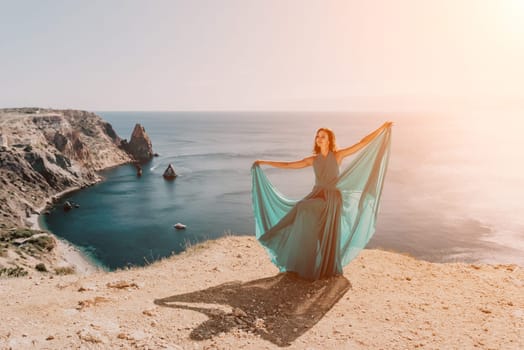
left=251, top=127, right=391, bottom=280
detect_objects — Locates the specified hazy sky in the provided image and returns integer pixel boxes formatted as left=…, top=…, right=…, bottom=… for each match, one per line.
left=1, top=0, right=523, bottom=111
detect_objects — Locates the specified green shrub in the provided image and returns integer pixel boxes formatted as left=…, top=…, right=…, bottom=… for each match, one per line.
left=55, top=266, right=75, bottom=275
left=1, top=228, right=35, bottom=242
left=35, top=263, right=47, bottom=272
left=28, top=235, right=55, bottom=252
left=0, top=266, right=28, bottom=278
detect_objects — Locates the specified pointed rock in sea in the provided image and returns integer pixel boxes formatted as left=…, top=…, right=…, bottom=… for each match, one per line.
left=122, top=123, right=154, bottom=161
left=163, top=164, right=177, bottom=180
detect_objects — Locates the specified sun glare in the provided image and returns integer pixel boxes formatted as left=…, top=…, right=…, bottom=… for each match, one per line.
left=501, top=0, right=524, bottom=34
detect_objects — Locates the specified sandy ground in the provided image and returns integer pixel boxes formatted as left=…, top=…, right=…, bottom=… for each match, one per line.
left=0, top=235, right=522, bottom=350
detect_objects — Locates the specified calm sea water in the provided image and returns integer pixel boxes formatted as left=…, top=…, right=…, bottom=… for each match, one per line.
left=42, top=111, right=524, bottom=269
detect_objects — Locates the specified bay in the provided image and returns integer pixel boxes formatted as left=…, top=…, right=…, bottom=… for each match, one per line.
left=42, top=111, right=524, bottom=269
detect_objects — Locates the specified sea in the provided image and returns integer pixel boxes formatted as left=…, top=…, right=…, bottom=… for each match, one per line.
left=41, top=110, right=524, bottom=270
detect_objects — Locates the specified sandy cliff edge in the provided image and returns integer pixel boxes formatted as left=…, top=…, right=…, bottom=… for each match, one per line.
left=0, top=235, right=522, bottom=349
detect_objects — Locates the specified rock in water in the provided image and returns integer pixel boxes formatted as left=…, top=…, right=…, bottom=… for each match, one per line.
left=135, top=163, right=142, bottom=177
left=163, top=164, right=177, bottom=180
left=173, top=223, right=186, bottom=230
left=63, top=201, right=72, bottom=211
left=122, top=124, right=154, bottom=162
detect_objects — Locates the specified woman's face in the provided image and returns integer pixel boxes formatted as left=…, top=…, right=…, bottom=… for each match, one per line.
left=316, top=130, right=330, bottom=149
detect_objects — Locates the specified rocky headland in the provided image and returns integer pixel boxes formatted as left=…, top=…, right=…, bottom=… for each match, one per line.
left=0, top=108, right=153, bottom=277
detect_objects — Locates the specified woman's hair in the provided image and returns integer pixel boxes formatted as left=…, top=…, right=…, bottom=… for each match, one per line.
left=313, top=127, right=337, bottom=154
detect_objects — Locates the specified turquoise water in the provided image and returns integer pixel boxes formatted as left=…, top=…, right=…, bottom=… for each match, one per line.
left=43, top=111, right=524, bottom=269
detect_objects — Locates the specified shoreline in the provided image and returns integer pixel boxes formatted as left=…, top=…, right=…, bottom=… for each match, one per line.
left=27, top=186, right=103, bottom=275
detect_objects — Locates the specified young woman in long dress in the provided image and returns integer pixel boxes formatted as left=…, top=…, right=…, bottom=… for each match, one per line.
left=251, top=122, right=393, bottom=280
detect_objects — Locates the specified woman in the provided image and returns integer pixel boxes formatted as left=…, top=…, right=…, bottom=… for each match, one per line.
left=252, top=122, right=392, bottom=280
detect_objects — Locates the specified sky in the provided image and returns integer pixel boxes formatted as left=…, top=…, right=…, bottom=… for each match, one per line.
left=1, top=0, right=523, bottom=111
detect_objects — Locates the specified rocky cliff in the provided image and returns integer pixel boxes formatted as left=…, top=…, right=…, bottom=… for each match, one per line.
left=0, top=108, right=150, bottom=277
left=121, top=123, right=154, bottom=162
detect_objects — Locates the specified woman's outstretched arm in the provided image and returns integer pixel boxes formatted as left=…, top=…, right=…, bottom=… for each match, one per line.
left=254, top=156, right=314, bottom=169
left=335, top=121, right=393, bottom=162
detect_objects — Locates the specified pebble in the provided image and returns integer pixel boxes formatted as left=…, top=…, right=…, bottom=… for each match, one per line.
left=232, top=308, right=247, bottom=317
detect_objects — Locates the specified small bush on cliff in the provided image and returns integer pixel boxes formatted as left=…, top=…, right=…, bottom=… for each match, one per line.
left=35, top=263, right=47, bottom=272
left=55, top=266, right=75, bottom=275
left=13, top=229, right=36, bottom=239
left=1, top=228, right=35, bottom=242
left=28, top=235, right=56, bottom=252
left=14, top=228, right=38, bottom=238
left=0, top=266, right=28, bottom=278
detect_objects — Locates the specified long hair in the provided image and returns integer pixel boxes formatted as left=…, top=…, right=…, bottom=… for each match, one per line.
left=313, top=127, right=337, bottom=154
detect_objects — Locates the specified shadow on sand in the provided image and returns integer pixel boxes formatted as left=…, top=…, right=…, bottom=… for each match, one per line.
left=154, top=272, right=351, bottom=347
